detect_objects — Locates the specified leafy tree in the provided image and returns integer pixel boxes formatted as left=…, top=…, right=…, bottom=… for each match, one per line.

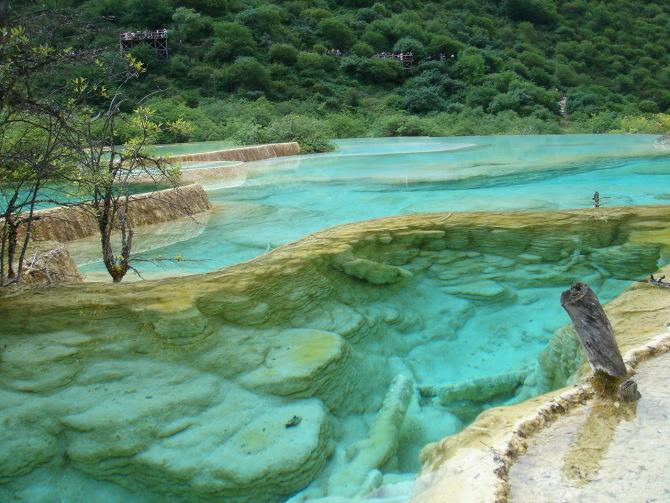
left=402, top=87, right=447, bottom=113
left=0, top=24, right=82, bottom=286
left=221, top=57, right=271, bottom=92
left=208, top=22, right=256, bottom=62
left=380, top=114, right=435, bottom=136
left=357, top=8, right=382, bottom=23
left=129, top=43, right=158, bottom=71
left=341, top=56, right=404, bottom=85
left=233, top=114, right=334, bottom=153
left=62, top=56, right=181, bottom=283
left=172, top=7, right=212, bottom=42
left=454, top=49, right=486, bottom=83
left=236, top=5, right=284, bottom=37
left=393, top=36, right=425, bottom=59
left=125, top=0, right=173, bottom=28
left=361, top=29, right=388, bottom=51
left=352, top=42, right=374, bottom=58
left=297, top=52, right=337, bottom=71
left=426, top=35, right=463, bottom=57
left=504, top=0, right=558, bottom=25
left=177, top=0, right=239, bottom=16
left=318, top=18, right=354, bottom=49
left=269, top=43, right=298, bottom=65
left=639, top=100, right=659, bottom=114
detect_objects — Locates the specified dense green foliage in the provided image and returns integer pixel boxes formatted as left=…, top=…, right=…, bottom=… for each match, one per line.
left=16, top=0, right=670, bottom=150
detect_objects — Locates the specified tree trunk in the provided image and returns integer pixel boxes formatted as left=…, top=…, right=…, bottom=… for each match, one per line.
left=0, top=222, right=7, bottom=286
left=6, top=217, right=18, bottom=280
left=116, top=196, right=133, bottom=283
left=15, top=180, right=41, bottom=283
left=560, top=282, right=627, bottom=378
left=98, top=195, right=131, bottom=284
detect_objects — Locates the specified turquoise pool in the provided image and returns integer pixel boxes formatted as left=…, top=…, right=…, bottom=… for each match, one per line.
left=75, top=134, right=670, bottom=276
left=4, top=135, right=670, bottom=502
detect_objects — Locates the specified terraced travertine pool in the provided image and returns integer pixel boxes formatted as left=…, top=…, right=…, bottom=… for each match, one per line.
left=3, top=135, right=670, bottom=502
left=73, top=134, right=670, bottom=276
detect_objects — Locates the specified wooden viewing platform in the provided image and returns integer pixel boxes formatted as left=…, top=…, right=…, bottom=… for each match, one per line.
left=120, top=29, right=168, bottom=59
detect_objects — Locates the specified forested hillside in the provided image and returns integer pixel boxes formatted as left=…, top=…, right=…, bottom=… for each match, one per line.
left=12, top=0, right=670, bottom=149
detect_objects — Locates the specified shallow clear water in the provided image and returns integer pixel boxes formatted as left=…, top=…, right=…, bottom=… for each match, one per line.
left=149, top=139, right=237, bottom=156
left=1, top=182, right=172, bottom=211
left=4, top=212, right=667, bottom=503
left=4, top=135, right=670, bottom=502
left=76, top=134, right=670, bottom=276
left=179, top=159, right=243, bottom=170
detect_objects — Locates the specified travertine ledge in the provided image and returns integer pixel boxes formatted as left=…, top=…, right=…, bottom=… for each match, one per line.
left=3, top=205, right=670, bottom=502
left=22, top=184, right=210, bottom=243
left=166, top=142, right=300, bottom=164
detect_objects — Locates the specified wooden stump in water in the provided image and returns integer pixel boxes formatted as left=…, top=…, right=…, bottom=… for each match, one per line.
left=560, top=282, right=634, bottom=398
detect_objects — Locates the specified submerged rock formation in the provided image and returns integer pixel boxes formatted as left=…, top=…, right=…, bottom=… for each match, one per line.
left=2, top=205, right=670, bottom=501
left=418, top=252, right=670, bottom=503
left=325, top=375, right=413, bottom=498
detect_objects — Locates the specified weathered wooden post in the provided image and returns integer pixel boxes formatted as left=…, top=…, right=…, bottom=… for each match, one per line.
left=560, top=282, right=639, bottom=400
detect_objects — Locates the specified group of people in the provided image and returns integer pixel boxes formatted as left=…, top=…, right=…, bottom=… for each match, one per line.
left=119, top=29, right=168, bottom=41
left=323, top=49, right=457, bottom=64
left=374, top=51, right=415, bottom=62
left=323, top=49, right=415, bottom=61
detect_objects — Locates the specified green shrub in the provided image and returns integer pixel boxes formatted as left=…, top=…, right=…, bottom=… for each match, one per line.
left=341, top=56, right=404, bottom=85
left=172, top=7, right=212, bottom=42
left=124, top=0, right=173, bottom=28
left=352, top=42, right=375, bottom=58
left=236, top=5, right=285, bottom=36
left=326, top=113, right=371, bottom=138
left=234, top=114, right=334, bottom=153
left=426, top=35, right=463, bottom=57
left=393, top=36, right=426, bottom=59
left=639, top=100, right=659, bottom=113
left=454, top=49, right=486, bottom=83
left=318, top=18, right=354, bottom=49
left=269, top=43, right=298, bottom=65
left=221, top=57, right=271, bottom=92
left=402, top=87, right=447, bottom=114
left=378, top=115, right=436, bottom=136
left=208, top=22, right=256, bottom=62
left=504, top=0, right=558, bottom=25
left=297, top=52, right=337, bottom=71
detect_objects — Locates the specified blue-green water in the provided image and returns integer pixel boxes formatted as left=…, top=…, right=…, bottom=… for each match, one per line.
left=76, top=134, right=669, bottom=276
left=149, top=139, right=237, bottom=156
left=73, top=134, right=670, bottom=417
left=1, top=183, right=172, bottom=211
left=70, top=135, right=670, bottom=407
left=4, top=135, right=670, bottom=502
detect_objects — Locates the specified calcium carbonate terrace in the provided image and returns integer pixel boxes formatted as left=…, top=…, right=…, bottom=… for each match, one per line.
left=2, top=134, right=670, bottom=503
